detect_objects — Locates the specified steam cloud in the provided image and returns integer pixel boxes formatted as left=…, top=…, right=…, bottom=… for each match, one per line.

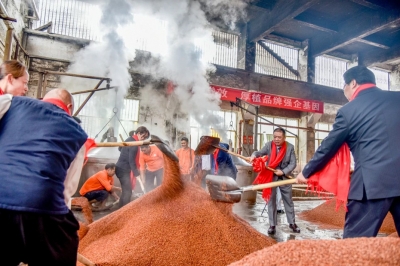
left=64, top=0, right=249, bottom=145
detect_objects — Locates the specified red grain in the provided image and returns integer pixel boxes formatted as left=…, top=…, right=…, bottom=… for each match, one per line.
left=229, top=238, right=400, bottom=266
left=78, top=156, right=275, bottom=266
left=299, top=198, right=396, bottom=233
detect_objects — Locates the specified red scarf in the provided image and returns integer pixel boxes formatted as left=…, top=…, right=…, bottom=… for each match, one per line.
left=350, top=83, right=375, bottom=101
left=253, top=142, right=287, bottom=202
left=306, top=84, right=375, bottom=210
left=42, top=98, right=71, bottom=115
left=213, top=149, right=220, bottom=174
left=0, top=89, right=4, bottom=95
left=132, top=134, right=141, bottom=170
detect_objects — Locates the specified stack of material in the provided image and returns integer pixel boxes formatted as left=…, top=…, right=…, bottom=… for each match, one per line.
left=78, top=156, right=275, bottom=266
left=229, top=238, right=400, bottom=266
left=300, top=199, right=396, bottom=233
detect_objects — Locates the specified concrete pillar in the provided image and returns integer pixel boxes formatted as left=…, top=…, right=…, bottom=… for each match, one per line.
left=298, top=113, right=309, bottom=171
left=237, top=23, right=246, bottom=70
left=298, top=40, right=308, bottom=82
left=245, top=39, right=256, bottom=72
left=390, top=65, right=400, bottom=91
left=348, top=54, right=358, bottom=69
left=307, top=41, right=315, bottom=83
left=3, top=28, right=13, bottom=61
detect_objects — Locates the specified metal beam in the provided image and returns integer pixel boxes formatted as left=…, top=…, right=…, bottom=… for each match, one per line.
left=248, top=0, right=319, bottom=42
left=311, top=11, right=400, bottom=56
left=293, top=18, right=337, bottom=34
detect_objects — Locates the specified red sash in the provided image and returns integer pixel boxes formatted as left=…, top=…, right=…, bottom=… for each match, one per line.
left=307, top=83, right=375, bottom=210
left=253, top=142, right=287, bottom=202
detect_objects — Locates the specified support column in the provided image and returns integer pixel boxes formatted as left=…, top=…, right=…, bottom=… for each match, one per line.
left=298, top=113, right=309, bottom=171
left=3, top=28, right=13, bottom=61
left=237, top=23, right=247, bottom=70
left=298, top=40, right=308, bottom=82
left=245, top=40, right=256, bottom=72
left=307, top=41, right=315, bottom=83
left=390, top=65, right=400, bottom=91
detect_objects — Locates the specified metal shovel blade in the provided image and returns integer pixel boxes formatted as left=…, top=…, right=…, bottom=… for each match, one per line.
left=150, top=135, right=179, bottom=162
left=195, top=136, right=220, bottom=156
left=206, top=175, right=242, bottom=203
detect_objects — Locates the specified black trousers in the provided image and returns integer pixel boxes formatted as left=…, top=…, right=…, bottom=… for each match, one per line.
left=0, top=209, right=79, bottom=266
left=144, top=168, right=164, bottom=192
left=115, top=166, right=133, bottom=208
left=344, top=195, right=400, bottom=238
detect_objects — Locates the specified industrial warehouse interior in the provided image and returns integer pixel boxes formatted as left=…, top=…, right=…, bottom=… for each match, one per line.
left=0, top=0, right=399, bottom=265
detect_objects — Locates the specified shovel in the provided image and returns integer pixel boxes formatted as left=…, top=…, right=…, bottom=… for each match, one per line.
left=195, top=136, right=293, bottom=178
left=92, top=134, right=178, bottom=162
left=206, top=174, right=296, bottom=203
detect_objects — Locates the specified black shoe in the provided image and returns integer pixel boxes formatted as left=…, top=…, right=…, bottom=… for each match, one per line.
left=268, top=226, right=276, bottom=235
left=277, top=210, right=285, bottom=214
left=289, top=223, right=300, bottom=233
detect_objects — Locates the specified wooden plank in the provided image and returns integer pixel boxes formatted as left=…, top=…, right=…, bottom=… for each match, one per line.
left=311, top=11, right=400, bottom=56
left=293, top=18, right=337, bottom=34
left=248, top=0, right=320, bottom=42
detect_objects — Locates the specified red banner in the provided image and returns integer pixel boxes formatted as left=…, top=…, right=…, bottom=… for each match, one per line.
left=210, top=84, right=324, bottom=114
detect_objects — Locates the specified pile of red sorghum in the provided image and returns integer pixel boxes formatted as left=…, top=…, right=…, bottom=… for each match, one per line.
left=77, top=156, right=275, bottom=266
left=229, top=237, right=400, bottom=266
left=72, top=197, right=93, bottom=240
left=299, top=198, right=396, bottom=233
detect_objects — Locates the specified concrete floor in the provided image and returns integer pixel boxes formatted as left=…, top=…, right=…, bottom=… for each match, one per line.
left=232, top=193, right=344, bottom=242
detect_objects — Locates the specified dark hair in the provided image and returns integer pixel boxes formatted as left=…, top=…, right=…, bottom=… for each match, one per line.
left=274, top=127, right=286, bottom=136
left=140, top=144, right=150, bottom=150
left=105, top=163, right=116, bottom=170
left=343, top=66, right=376, bottom=85
left=136, top=126, right=149, bottom=136
left=72, top=116, right=82, bottom=124
left=0, top=60, right=26, bottom=80
left=181, top=137, right=189, bottom=143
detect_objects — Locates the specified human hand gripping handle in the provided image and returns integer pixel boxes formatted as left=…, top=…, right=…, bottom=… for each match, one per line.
left=295, top=172, right=308, bottom=184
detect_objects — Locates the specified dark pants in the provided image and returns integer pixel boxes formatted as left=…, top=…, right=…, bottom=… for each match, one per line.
left=116, top=166, right=132, bottom=208
left=144, top=168, right=163, bottom=192
left=344, top=195, right=400, bottom=238
left=84, top=189, right=109, bottom=202
left=0, top=209, right=79, bottom=266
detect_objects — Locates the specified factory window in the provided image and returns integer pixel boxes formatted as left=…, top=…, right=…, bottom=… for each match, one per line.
left=190, top=110, right=237, bottom=150
left=314, top=122, right=333, bottom=151
left=34, top=0, right=101, bottom=40
left=368, top=68, right=389, bottom=90
left=73, top=92, right=139, bottom=140
left=257, top=116, right=299, bottom=155
left=315, top=56, right=348, bottom=89
left=255, top=41, right=299, bottom=80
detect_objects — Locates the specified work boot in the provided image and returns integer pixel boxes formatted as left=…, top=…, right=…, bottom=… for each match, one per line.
left=289, top=223, right=300, bottom=233
left=268, top=226, right=276, bottom=235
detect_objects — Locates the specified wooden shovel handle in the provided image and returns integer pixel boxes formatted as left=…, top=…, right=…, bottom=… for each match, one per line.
left=95, top=140, right=151, bottom=147
left=77, top=253, right=96, bottom=266
left=244, top=179, right=297, bottom=191
left=214, top=145, right=294, bottom=179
